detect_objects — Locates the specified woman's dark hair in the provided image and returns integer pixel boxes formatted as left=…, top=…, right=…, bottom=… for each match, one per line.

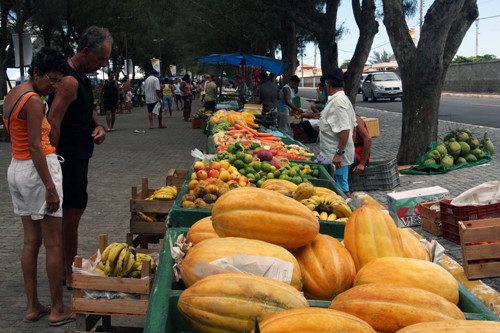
left=28, top=47, right=68, bottom=77
left=183, top=74, right=191, bottom=82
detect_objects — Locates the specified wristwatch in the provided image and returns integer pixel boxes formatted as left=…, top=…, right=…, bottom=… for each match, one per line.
left=336, top=148, right=345, bottom=155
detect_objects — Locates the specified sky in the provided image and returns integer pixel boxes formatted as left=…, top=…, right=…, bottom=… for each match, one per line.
left=301, top=0, right=500, bottom=67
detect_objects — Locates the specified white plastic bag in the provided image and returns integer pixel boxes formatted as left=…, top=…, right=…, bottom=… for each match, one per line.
left=190, top=148, right=215, bottom=161
left=451, top=181, right=500, bottom=206
left=152, top=102, right=161, bottom=116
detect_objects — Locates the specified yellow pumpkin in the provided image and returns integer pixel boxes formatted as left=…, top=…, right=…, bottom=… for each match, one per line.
left=179, top=236, right=303, bottom=290
left=354, top=257, right=459, bottom=304
left=212, top=187, right=318, bottom=249
left=178, top=273, right=309, bottom=333
left=254, top=307, right=376, bottom=333
left=395, top=320, right=500, bottom=332
left=186, top=216, right=219, bottom=245
left=329, top=283, right=465, bottom=333
left=294, top=234, right=356, bottom=300
left=398, top=227, right=431, bottom=261
left=344, top=205, right=405, bottom=270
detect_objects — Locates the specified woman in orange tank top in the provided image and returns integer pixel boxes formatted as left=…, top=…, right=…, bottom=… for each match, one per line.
left=3, top=47, right=75, bottom=325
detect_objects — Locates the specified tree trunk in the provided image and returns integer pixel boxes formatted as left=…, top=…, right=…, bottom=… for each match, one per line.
left=317, top=34, right=338, bottom=73
left=280, top=14, right=298, bottom=82
left=383, top=0, right=478, bottom=165
left=344, top=0, right=378, bottom=106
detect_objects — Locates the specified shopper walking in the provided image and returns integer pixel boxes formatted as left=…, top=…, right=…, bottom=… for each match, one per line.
left=4, top=47, right=75, bottom=326
left=48, top=26, right=111, bottom=290
left=162, top=78, right=175, bottom=117
left=174, top=78, right=182, bottom=110
left=98, top=71, right=119, bottom=131
left=144, top=69, right=166, bottom=129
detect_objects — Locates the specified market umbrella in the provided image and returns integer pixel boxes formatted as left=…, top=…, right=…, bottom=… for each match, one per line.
left=194, top=53, right=287, bottom=75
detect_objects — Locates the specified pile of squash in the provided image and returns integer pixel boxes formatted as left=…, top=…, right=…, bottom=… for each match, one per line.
left=176, top=187, right=500, bottom=333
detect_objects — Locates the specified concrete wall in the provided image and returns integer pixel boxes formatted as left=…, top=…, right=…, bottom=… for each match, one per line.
left=443, top=60, right=500, bottom=94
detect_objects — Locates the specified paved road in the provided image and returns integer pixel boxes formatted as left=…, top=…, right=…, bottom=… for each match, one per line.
left=0, top=98, right=498, bottom=332
left=298, top=87, right=500, bottom=128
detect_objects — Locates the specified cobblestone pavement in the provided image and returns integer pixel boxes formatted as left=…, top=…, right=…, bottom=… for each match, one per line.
left=0, top=98, right=498, bottom=332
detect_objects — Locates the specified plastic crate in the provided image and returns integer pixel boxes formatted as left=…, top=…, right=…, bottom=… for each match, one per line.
left=440, top=199, right=500, bottom=244
left=348, top=159, right=400, bottom=191
left=145, top=276, right=500, bottom=333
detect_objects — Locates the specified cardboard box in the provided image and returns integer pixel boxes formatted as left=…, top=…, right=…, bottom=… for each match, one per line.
left=459, top=218, right=500, bottom=279
left=387, top=186, right=450, bottom=227
left=361, top=117, right=380, bottom=137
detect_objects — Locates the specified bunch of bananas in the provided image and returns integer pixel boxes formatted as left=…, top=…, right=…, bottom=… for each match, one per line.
left=95, top=243, right=156, bottom=278
left=146, top=186, right=178, bottom=200
left=136, top=212, right=167, bottom=222
left=299, top=187, right=352, bottom=222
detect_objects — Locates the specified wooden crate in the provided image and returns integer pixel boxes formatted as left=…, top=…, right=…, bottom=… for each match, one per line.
left=420, top=201, right=443, bottom=236
left=72, top=235, right=156, bottom=332
left=459, top=218, right=500, bottom=279
left=130, top=177, right=175, bottom=235
left=361, top=117, right=380, bottom=137
left=166, top=168, right=188, bottom=188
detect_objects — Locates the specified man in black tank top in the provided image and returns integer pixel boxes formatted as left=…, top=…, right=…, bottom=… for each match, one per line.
left=98, top=71, right=119, bottom=131
left=47, top=26, right=112, bottom=290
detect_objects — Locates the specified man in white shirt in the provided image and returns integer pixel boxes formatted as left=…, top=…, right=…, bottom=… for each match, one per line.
left=144, top=69, right=166, bottom=129
left=319, top=69, right=357, bottom=197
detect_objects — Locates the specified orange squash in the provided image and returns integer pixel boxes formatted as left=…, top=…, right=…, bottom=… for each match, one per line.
left=180, top=236, right=303, bottom=290
left=344, top=205, right=405, bottom=270
left=212, top=187, right=319, bottom=249
left=354, top=257, right=459, bottom=304
left=398, top=227, right=431, bottom=261
left=396, top=319, right=500, bottom=332
left=329, top=283, right=465, bottom=333
left=186, top=216, right=219, bottom=245
left=254, top=307, right=376, bottom=333
left=294, top=234, right=356, bottom=300
left=178, top=273, right=309, bottom=333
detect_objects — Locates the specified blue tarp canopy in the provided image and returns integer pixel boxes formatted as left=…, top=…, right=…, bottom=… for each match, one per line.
left=194, top=53, right=287, bottom=75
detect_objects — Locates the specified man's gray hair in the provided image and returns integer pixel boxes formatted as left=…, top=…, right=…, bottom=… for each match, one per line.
left=77, top=26, right=113, bottom=54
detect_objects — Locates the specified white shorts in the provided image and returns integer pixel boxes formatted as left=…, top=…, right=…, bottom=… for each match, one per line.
left=7, top=153, right=63, bottom=220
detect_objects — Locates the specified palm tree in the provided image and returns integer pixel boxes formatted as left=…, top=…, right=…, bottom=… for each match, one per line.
left=369, top=50, right=392, bottom=64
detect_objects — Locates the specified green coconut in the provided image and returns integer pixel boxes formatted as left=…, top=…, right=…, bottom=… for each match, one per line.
left=459, top=141, right=471, bottom=155
left=440, top=154, right=454, bottom=168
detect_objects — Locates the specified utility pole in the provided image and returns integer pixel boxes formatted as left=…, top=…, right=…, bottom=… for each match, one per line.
left=312, top=45, right=317, bottom=88
left=16, top=0, right=24, bottom=80
left=301, top=54, right=304, bottom=87
left=419, top=0, right=424, bottom=33
left=475, top=18, right=479, bottom=57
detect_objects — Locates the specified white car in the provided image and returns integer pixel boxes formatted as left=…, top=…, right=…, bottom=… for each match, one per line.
left=361, top=72, right=403, bottom=102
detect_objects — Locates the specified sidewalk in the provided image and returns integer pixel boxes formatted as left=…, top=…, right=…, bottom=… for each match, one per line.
left=0, top=98, right=498, bottom=331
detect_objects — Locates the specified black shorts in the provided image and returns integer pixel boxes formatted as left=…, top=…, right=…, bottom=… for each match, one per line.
left=103, top=99, right=118, bottom=112
left=204, top=100, right=216, bottom=111
left=175, top=94, right=181, bottom=101
left=182, top=95, right=191, bottom=101
left=61, top=158, right=89, bottom=209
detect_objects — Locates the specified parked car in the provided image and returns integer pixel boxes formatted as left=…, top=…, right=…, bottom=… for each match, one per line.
left=361, top=72, right=402, bottom=102
left=358, top=73, right=368, bottom=93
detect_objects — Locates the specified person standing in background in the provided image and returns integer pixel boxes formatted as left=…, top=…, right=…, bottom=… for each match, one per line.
left=204, top=75, right=217, bottom=112
left=98, top=70, right=119, bottom=131
left=277, top=75, right=303, bottom=137
left=48, top=26, right=111, bottom=290
left=318, top=69, right=357, bottom=198
left=255, top=72, right=279, bottom=125
left=234, top=75, right=248, bottom=105
left=144, top=69, right=166, bottom=129
left=174, top=78, right=182, bottom=111
left=162, top=78, right=175, bottom=117
left=180, top=74, right=192, bottom=122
